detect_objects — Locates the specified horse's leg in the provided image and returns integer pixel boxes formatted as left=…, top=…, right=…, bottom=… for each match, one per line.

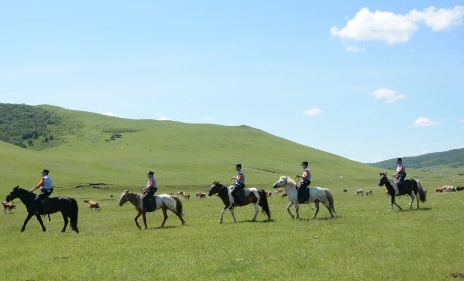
left=61, top=212, right=69, bottom=232
left=409, top=192, right=415, bottom=210
left=35, top=214, right=47, bottom=232
left=390, top=195, right=402, bottom=211
left=251, top=202, right=259, bottom=222
left=134, top=212, right=142, bottom=230
left=322, top=199, right=334, bottom=218
left=20, top=213, right=35, bottom=232
left=142, top=212, right=148, bottom=229
left=229, top=207, right=237, bottom=223
left=171, top=208, right=185, bottom=225
left=160, top=208, right=168, bottom=227
left=286, top=201, right=295, bottom=219
left=220, top=206, right=227, bottom=224
left=312, top=201, right=320, bottom=219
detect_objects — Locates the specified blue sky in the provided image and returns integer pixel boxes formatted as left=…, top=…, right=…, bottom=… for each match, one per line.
left=1, top=0, right=463, bottom=163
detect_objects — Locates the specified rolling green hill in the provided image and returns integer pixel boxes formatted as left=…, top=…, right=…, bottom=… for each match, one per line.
left=0, top=104, right=447, bottom=193
left=367, top=148, right=464, bottom=172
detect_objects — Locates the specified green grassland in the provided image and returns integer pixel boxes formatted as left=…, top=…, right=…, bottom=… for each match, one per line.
left=1, top=105, right=463, bottom=280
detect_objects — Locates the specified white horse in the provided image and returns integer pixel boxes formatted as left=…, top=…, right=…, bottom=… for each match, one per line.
left=272, top=176, right=335, bottom=219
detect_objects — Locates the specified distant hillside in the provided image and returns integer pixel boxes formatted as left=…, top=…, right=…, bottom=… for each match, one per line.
left=367, top=148, right=464, bottom=170
left=0, top=103, right=389, bottom=189
left=0, top=103, right=62, bottom=149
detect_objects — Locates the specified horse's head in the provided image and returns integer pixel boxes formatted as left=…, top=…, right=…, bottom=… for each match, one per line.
left=273, top=176, right=294, bottom=189
left=5, top=186, right=20, bottom=202
left=208, top=182, right=222, bottom=196
left=118, top=190, right=130, bottom=206
left=378, top=173, right=388, bottom=187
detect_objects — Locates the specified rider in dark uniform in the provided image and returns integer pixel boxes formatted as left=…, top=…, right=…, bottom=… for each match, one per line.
left=30, top=169, right=53, bottom=214
left=142, top=171, right=157, bottom=211
left=230, top=164, right=245, bottom=206
left=295, top=161, right=311, bottom=203
left=392, top=158, right=406, bottom=192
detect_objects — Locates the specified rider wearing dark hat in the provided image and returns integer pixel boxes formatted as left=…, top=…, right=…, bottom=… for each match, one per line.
left=230, top=163, right=246, bottom=206
left=142, top=170, right=157, bottom=211
left=295, top=161, right=311, bottom=203
left=30, top=169, right=53, bottom=214
left=392, top=158, right=406, bottom=191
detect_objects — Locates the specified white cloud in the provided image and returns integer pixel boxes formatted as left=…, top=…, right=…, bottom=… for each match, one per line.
left=330, top=6, right=464, bottom=45
left=408, top=6, right=464, bottom=31
left=102, top=111, right=117, bottom=117
left=372, top=88, right=407, bottom=103
left=412, top=117, right=440, bottom=127
left=458, top=119, right=464, bottom=123
left=346, top=45, right=365, bottom=53
left=303, top=108, right=324, bottom=116
left=156, top=114, right=171, bottom=121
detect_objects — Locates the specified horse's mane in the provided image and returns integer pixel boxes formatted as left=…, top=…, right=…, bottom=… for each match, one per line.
left=280, top=175, right=297, bottom=186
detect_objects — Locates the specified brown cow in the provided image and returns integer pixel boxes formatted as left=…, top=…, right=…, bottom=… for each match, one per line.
left=457, top=186, right=464, bottom=191
left=266, top=191, right=272, bottom=197
left=2, top=201, right=16, bottom=214
left=196, top=192, right=206, bottom=199
left=365, top=190, right=373, bottom=196
left=84, top=200, right=101, bottom=212
left=281, top=192, right=287, bottom=198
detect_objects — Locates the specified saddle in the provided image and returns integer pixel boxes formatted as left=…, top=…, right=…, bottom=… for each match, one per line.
left=38, top=198, right=50, bottom=214
left=144, top=197, right=157, bottom=212
left=233, top=189, right=248, bottom=207
left=298, top=187, right=311, bottom=203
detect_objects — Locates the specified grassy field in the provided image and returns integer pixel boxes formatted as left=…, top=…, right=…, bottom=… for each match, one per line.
left=1, top=185, right=463, bottom=281
left=1, top=105, right=463, bottom=280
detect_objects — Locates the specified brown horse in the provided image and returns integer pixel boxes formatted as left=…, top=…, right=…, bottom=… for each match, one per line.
left=118, top=190, right=185, bottom=229
left=208, top=182, right=271, bottom=223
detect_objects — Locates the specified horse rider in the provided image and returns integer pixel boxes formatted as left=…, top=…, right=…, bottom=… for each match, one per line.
left=295, top=161, right=311, bottom=203
left=142, top=171, right=157, bottom=211
left=230, top=163, right=246, bottom=206
left=30, top=169, right=53, bottom=214
left=392, top=158, right=406, bottom=191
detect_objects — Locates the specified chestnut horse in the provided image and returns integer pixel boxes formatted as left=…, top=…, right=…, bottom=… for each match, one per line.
left=118, top=190, right=185, bottom=229
left=377, top=173, right=426, bottom=211
left=208, top=182, right=271, bottom=223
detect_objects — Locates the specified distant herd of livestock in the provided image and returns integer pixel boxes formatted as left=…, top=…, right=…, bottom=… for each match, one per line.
left=2, top=184, right=463, bottom=215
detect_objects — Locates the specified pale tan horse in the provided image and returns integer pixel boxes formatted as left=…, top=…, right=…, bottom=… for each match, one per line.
left=118, top=190, right=185, bottom=229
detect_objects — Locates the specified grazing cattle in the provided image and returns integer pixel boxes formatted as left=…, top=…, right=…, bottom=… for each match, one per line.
left=84, top=200, right=101, bottom=212
left=342, top=189, right=348, bottom=192
left=355, top=189, right=363, bottom=196
left=182, top=192, right=190, bottom=200
left=438, top=185, right=457, bottom=193
left=196, top=192, right=206, bottom=199
left=2, top=201, right=16, bottom=214
left=365, top=190, right=373, bottom=196
left=110, top=194, right=113, bottom=198
left=385, top=189, right=390, bottom=196
left=457, top=186, right=464, bottom=191
left=281, top=192, right=287, bottom=198
left=435, top=187, right=444, bottom=193
left=266, top=191, right=272, bottom=197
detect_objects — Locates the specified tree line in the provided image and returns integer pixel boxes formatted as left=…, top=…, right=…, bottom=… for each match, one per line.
left=0, top=103, right=61, bottom=148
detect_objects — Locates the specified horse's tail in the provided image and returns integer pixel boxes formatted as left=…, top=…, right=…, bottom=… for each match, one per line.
left=325, top=188, right=336, bottom=213
left=70, top=198, right=79, bottom=233
left=258, top=189, right=271, bottom=220
left=416, top=180, right=427, bottom=203
left=171, top=196, right=183, bottom=216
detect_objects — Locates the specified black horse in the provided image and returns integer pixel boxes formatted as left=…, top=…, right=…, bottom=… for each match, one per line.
left=208, top=181, right=271, bottom=223
left=5, top=186, right=79, bottom=233
left=377, top=173, right=427, bottom=211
